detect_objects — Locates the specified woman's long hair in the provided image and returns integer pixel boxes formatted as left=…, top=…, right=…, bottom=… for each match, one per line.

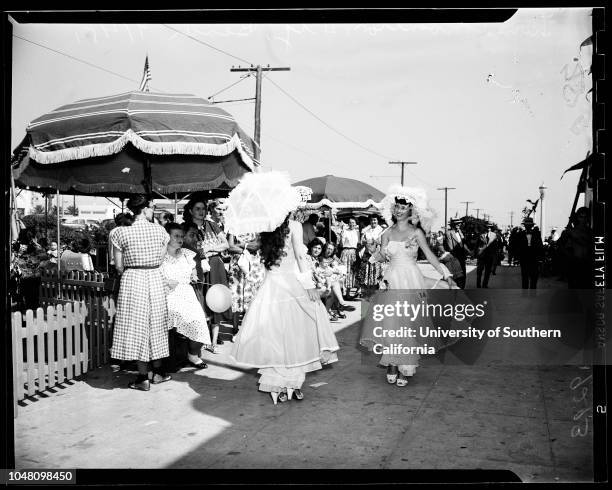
left=259, top=216, right=291, bottom=270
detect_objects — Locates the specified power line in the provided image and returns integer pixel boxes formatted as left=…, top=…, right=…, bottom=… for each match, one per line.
left=263, top=74, right=436, bottom=189
left=162, top=24, right=253, bottom=65
left=158, top=24, right=435, bottom=188
left=263, top=74, right=396, bottom=162
left=208, top=73, right=252, bottom=100
left=241, top=123, right=339, bottom=169
left=13, top=34, right=165, bottom=92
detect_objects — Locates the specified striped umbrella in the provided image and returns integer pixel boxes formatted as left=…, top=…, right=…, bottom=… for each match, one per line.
left=12, top=91, right=260, bottom=197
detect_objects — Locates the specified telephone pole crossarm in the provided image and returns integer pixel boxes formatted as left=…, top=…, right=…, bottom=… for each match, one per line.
left=388, top=161, right=417, bottom=186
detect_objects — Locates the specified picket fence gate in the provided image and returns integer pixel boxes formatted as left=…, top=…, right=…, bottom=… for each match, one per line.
left=39, top=269, right=116, bottom=369
left=12, top=302, right=89, bottom=417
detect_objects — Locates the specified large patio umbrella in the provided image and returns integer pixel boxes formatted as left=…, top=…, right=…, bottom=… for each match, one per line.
left=293, top=174, right=384, bottom=205
left=12, top=91, right=260, bottom=197
left=292, top=175, right=385, bottom=241
left=11, top=91, right=260, bottom=281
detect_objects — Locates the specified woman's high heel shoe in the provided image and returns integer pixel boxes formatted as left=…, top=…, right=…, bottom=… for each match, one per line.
left=396, top=374, right=408, bottom=387
left=386, top=366, right=398, bottom=384
left=270, top=391, right=288, bottom=405
left=293, top=389, right=304, bottom=400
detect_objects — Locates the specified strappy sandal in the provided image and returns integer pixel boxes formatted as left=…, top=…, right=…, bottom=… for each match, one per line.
left=396, top=374, right=408, bottom=387
left=386, top=366, right=398, bottom=384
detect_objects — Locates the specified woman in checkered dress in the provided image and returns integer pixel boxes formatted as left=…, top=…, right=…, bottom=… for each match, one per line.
left=111, top=195, right=171, bottom=391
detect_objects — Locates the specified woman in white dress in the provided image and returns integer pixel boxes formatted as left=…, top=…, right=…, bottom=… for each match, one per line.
left=359, top=186, right=458, bottom=387
left=226, top=174, right=340, bottom=405
left=160, top=223, right=212, bottom=369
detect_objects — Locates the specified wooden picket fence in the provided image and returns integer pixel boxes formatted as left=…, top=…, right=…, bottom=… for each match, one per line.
left=12, top=302, right=89, bottom=416
left=39, top=269, right=116, bottom=369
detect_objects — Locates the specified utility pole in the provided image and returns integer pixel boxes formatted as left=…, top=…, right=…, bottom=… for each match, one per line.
left=388, top=161, right=417, bottom=186
left=230, top=65, right=290, bottom=161
left=474, top=208, right=482, bottom=220
left=460, top=201, right=474, bottom=217
left=437, top=187, right=456, bottom=230
left=509, top=211, right=514, bottom=228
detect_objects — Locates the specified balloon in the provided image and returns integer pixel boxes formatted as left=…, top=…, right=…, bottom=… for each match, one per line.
left=205, top=284, right=232, bottom=313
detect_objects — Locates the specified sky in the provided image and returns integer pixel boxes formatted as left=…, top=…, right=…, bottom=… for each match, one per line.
left=10, top=9, right=594, bottom=232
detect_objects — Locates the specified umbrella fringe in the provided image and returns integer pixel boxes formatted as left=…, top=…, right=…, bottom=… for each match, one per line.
left=16, top=172, right=242, bottom=195
left=28, top=129, right=257, bottom=169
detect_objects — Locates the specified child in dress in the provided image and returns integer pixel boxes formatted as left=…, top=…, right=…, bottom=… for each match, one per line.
left=47, top=241, right=58, bottom=264
left=161, top=223, right=212, bottom=369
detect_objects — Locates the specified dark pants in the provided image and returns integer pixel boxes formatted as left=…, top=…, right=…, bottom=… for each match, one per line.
left=477, top=255, right=494, bottom=288
left=454, top=255, right=467, bottom=289
left=520, top=257, right=539, bottom=289
left=449, top=250, right=467, bottom=289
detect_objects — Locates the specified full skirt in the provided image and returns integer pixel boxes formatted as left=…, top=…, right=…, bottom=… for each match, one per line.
left=230, top=269, right=340, bottom=389
left=167, top=283, right=211, bottom=345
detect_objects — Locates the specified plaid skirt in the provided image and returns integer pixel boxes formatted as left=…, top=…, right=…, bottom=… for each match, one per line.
left=111, top=268, right=169, bottom=362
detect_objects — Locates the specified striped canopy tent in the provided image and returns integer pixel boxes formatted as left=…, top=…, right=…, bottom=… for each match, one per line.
left=12, top=91, right=260, bottom=198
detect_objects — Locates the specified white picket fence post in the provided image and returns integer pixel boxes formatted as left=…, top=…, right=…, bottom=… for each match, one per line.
left=12, top=301, right=89, bottom=417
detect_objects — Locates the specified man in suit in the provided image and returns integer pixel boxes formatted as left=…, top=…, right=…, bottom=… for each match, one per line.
left=515, top=216, right=544, bottom=289
left=476, top=222, right=498, bottom=288
left=443, top=218, right=470, bottom=289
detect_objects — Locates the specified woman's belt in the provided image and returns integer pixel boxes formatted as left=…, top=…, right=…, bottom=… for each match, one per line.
left=125, top=265, right=161, bottom=270
left=342, top=247, right=357, bottom=250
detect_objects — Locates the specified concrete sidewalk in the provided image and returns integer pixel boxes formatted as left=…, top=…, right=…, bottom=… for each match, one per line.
left=14, top=266, right=593, bottom=481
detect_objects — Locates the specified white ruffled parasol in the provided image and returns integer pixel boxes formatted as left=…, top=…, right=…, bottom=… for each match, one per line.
left=224, top=171, right=312, bottom=235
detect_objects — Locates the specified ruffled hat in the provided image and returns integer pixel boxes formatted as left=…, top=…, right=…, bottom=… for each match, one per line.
left=224, top=171, right=312, bottom=235
left=380, top=184, right=436, bottom=233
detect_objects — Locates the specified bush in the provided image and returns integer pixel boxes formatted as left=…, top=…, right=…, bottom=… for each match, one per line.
left=20, top=214, right=109, bottom=250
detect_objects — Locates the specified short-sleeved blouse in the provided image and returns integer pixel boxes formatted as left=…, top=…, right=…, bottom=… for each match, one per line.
left=110, top=219, right=169, bottom=267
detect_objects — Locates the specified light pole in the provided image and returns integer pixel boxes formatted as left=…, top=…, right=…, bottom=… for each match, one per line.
left=539, top=183, right=546, bottom=233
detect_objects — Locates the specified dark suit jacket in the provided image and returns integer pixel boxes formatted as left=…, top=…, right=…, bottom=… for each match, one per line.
left=476, top=232, right=498, bottom=260
left=444, top=230, right=468, bottom=260
left=514, top=229, right=544, bottom=261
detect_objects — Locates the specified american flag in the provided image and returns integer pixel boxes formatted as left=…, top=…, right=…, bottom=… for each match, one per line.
left=139, top=56, right=151, bottom=92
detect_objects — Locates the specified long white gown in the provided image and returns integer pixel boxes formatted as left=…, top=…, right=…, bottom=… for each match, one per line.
left=230, top=220, right=340, bottom=393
